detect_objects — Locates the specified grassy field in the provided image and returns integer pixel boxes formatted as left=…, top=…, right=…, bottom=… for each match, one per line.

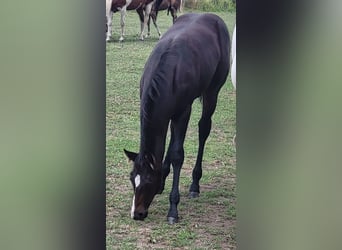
left=106, top=9, right=236, bottom=249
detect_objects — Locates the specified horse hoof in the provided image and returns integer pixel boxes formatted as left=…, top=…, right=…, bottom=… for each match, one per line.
left=167, top=217, right=178, bottom=224
left=119, top=37, right=124, bottom=42
left=189, top=191, right=199, bottom=198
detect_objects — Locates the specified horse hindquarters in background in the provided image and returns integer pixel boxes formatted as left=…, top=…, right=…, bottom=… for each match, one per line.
left=167, top=0, right=182, bottom=23
left=148, top=0, right=182, bottom=38
left=106, top=0, right=152, bottom=42
left=105, top=0, right=133, bottom=42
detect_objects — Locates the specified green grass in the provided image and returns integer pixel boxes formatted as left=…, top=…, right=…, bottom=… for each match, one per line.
left=107, top=9, right=236, bottom=249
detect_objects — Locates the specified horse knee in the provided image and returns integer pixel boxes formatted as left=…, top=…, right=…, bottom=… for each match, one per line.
left=169, top=148, right=184, bottom=167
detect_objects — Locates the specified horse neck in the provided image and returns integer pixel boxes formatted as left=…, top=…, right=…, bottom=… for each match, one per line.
left=139, top=115, right=169, bottom=168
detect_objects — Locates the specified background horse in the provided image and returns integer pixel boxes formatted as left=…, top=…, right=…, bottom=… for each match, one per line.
left=106, top=0, right=154, bottom=42
left=124, top=13, right=230, bottom=224
left=147, top=0, right=183, bottom=38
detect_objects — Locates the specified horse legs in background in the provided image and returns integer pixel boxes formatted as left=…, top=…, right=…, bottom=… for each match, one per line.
left=149, top=11, right=162, bottom=38
left=169, top=7, right=178, bottom=23
left=141, top=3, right=153, bottom=40
left=189, top=92, right=220, bottom=198
left=106, top=11, right=113, bottom=42
left=162, top=105, right=192, bottom=224
left=119, top=7, right=128, bottom=41
left=136, top=8, right=145, bottom=36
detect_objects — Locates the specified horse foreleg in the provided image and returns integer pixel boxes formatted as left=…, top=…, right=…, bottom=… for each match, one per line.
left=139, top=3, right=152, bottom=40
left=106, top=11, right=113, bottom=42
left=166, top=105, right=191, bottom=224
left=158, top=132, right=173, bottom=195
left=152, top=13, right=162, bottom=38
left=120, top=8, right=127, bottom=41
left=147, top=15, right=151, bottom=37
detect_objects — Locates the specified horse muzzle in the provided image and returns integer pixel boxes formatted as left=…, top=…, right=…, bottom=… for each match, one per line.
left=133, top=210, right=148, bottom=220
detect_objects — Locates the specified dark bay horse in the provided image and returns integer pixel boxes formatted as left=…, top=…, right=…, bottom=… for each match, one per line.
left=147, top=0, right=183, bottom=38
left=106, top=0, right=154, bottom=42
left=124, top=13, right=230, bottom=224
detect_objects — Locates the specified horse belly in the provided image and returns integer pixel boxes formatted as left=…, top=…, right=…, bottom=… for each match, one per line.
left=127, top=0, right=153, bottom=10
left=111, top=0, right=127, bottom=11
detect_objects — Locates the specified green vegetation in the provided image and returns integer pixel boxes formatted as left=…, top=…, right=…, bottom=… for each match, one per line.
left=185, top=0, right=236, bottom=12
left=107, top=9, right=236, bottom=249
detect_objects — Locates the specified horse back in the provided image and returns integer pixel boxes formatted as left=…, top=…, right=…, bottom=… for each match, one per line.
left=141, top=13, right=230, bottom=107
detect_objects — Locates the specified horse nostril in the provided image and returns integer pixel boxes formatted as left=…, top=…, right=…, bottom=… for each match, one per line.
left=133, top=211, right=148, bottom=220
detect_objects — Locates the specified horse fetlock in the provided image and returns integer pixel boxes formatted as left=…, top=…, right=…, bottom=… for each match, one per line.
left=189, top=191, right=200, bottom=199
left=167, top=216, right=178, bottom=224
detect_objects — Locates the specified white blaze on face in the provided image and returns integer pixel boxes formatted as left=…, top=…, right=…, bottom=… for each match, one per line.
left=135, top=174, right=141, bottom=188
left=131, top=195, right=135, bottom=218
left=131, top=174, right=141, bottom=218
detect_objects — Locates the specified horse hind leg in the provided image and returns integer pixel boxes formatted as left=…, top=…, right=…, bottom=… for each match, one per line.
left=139, top=2, right=153, bottom=40
left=170, top=7, right=178, bottom=23
left=166, top=105, right=192, bottom=224
left=189, top=92, right=220, bottom=198
left=151, top=12, right=162, bottom=38
left=147, top=15, right=151, bottom=37
left=136, top=8, right=145, bottom=38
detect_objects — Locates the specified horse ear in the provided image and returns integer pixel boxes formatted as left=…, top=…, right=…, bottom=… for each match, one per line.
left=144, top=153, right=156, bottom=170
left=124, top=149, right=138, bottom=162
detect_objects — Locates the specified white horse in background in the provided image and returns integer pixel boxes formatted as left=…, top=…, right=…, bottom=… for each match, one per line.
left=231, top=24, right=236, bottom=145
left=231, top=24, right=236, bottom=89
left=106, top=0, right=155, bottom=42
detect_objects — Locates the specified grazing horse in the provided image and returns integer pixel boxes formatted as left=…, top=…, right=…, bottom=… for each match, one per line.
left=147, top=0, right=183, bottom=38
left=106, top=0, right=154, bottom=42
left=124, top=13, right=230, bottom=224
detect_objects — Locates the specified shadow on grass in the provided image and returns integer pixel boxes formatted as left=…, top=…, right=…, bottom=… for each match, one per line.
left=106, top=35, right=160, bottom=44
